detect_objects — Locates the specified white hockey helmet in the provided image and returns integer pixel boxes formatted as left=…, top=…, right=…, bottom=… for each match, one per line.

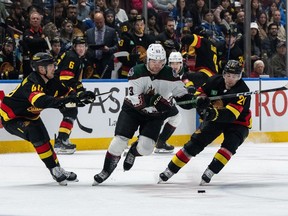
left=168, top=51, right=183, bottom=75
left=146, top=43, right=167, bottom=64
left=168, top=51, right=183, bottom=64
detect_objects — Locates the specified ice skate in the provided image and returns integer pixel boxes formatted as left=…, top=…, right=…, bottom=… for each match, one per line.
left=54, top=136, right=76, bottom=155
left=158, top=167, right=174, bottom=183
left=154, top=140, right=174, bottom=154
left=123, top=141, right=138, bottom=171
left=50, top=166, right=78, bottom=186
left=93, top=170, right=110, bottom=186
left=200, top=168, right=214, bottom=185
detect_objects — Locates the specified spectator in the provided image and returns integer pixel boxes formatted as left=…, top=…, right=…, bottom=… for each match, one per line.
left=156, top=16, right=180, bottom=59
left=256, top=11, right=268, bottom=41
left=188, top=0, right=208, bottom=28
left=269, top=41, right=287, bottom=77
left=213, top=0, right=231, bottom=25
left=66, top=4, right=85, bottom=36
left=250, top=22, right=262, bottom=66
left=150, top=0, right=176, bottom=12
left=171, top=0, right=191, bottom=38
left=22, top=11, right=49, bottom=78
left=86, top=11, right=118, bottom=79
left=59, top=19, right=74, bottom=53
left=235, top=11, right=245, bottom=35
left=146, top=8, right=160, bottom=38
left=217, top=25, right=244, bottom=74
left=250, top=60, right=266, bottom=78
left=76, top=0, right=90, bottom=22
left=108, top=0, right=129, bottom=23
left=251, top=0, right=262, bottom=22
left=201, top=10, right=224, bottom=46
left=262, top=22, right=279, bottom=58
left=270, top=9, right=286, bottom=41
left=50, top=37, right=62, bottom=59
left=0, top=37, right=20, bottom=79
left=95, top=0, right=107, bottom=12
left=130, top=0, right=153, bottom=14
left=50, top=3, right=65, bottom=29
left=5, top=1, right=26, bottom=36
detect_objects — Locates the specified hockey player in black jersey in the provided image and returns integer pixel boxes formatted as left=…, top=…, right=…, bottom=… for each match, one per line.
left=53, top=36, right=89, bottom=154
left=0, top=52, right=95, bottom=185
left=93, top=44, right=195, bottom=185
left=159, top=60, right=251, bottom=185
left=181, top=33, right=218, bottom=88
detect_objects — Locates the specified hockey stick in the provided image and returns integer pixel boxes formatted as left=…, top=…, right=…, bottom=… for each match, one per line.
left=100, top=51, right=130, bottom=78
left=76, top=117, right=93, bottom=133
left=177, top=83, right=288, bottom=105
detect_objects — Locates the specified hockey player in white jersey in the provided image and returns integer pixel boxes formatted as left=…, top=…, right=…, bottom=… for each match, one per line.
left=93, top=44, right=196, bottom=185
left=154, top=51, right=185, bottom=153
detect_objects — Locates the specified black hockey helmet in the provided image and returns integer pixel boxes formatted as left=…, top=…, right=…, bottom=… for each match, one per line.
left=222, top=24, right=238, bottom=36
left=223, top=60, right=242, bottom=74
left=31, top=52, right=55, bottom=70
left=72, top=36, right=86, bottom=45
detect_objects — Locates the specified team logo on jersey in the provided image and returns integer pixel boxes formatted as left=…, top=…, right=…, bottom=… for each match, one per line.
left=211, top=90, right=218, bottom=96
left=27, top=106, right=43, bottom=114
left=128, top=67, right=134, bottom=77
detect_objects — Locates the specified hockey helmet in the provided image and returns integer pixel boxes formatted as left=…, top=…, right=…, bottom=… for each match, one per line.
left=168, top=51, right=183, bottom=63
left=73, top=36, right=86, bottom=45
left=31, top=52, right=55, bottom=70
left=147, top=43, right=166, bottom=63
left=168, top=51, right=183, bottom=75
left=223, top=60, right=242, bottom=75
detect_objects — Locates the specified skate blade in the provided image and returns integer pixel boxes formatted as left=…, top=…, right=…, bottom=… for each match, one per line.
left=67, top=178, right=79, bottom=182
left=58, top=180, right=68, bottom=186
left=154, top=149, right=174, bottom=154
left=199, top=180, right=207, bottom=186
left=92, top=180, right=100, bottom=186
left=54, top=148, right=76, bottom=155
left=157, top=178, right=165, bottom=184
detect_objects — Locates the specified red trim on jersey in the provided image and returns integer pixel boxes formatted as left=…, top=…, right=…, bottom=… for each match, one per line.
left=176, top=149, right=190, bottom=163
left=35, top=142, right=51, bottom=154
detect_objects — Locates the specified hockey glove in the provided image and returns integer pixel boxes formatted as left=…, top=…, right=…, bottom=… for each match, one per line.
left=197, top=107, right=218, bottom=121
left=196, top=96, right=210, bottom=110
left=150, top=94, right=172, bottom=112
left=77, top=91, right=96, bottom=104
left=184, top=81, right=196, bottom=94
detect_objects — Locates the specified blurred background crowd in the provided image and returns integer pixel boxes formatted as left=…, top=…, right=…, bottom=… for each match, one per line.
left=0, top=0, right=286, bottom=79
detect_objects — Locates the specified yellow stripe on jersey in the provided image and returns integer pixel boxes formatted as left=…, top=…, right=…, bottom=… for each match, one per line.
left=31, top=93, right=45, bottom=106
left=59, top=127, right=71, bottom=134
left=171, top=155, right=186, bottom=168
left=199, top=68, right=214, bottom=77
left=226, top=104, right=241, bottom=118
left=38, top=149, right=53, bottom=159
left=60, top=76, right=73, bottom=81
left=0, top=109, right=9, bottom=121
left=214, top=152, right=228, bottom=165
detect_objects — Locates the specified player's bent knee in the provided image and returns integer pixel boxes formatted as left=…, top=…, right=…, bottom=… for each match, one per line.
left=167, top=113, right=182, bottom=127
left=108, top=135, right=129, bottom=156
left=137, top=135, right=155, bottom=156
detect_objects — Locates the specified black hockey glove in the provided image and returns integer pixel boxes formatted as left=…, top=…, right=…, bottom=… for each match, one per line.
left=77, top=91, right=96, bottom=104
left=150, top=94, right=172, bottom=112
left=196, top=96, right=210, bottom=110
left=184, top=81, right=196, bottom=94
left=197, top=107, right=218, bottom=121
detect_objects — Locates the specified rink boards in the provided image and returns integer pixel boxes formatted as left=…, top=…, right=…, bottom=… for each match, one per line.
left=1, top=78, right=288, bottom=153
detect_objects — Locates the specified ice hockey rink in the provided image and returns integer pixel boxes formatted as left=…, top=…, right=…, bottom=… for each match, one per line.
left=1, top=143, right=288, bottom=216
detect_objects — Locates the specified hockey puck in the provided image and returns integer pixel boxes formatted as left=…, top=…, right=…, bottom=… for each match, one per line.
left=197, top=190, right=206, bottom=193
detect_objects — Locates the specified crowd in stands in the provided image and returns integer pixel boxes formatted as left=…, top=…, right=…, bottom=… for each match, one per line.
left=0, top=0, right=287, bottom=79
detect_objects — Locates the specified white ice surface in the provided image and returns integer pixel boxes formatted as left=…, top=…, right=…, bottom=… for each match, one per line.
left=1, top=143, right=288, bottom=216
